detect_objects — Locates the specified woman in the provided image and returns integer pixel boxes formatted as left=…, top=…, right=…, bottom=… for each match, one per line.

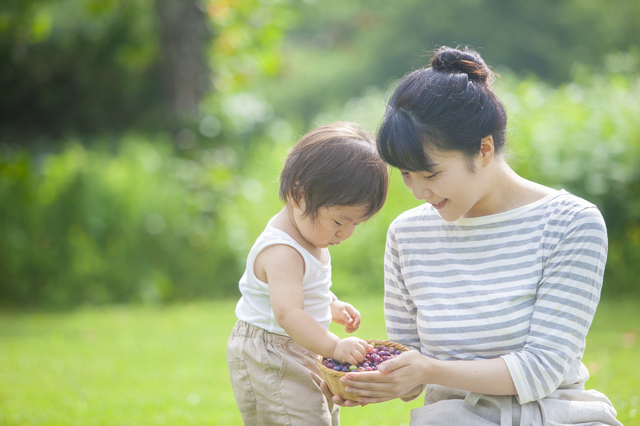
left=322, top=46, right=622, bottom=425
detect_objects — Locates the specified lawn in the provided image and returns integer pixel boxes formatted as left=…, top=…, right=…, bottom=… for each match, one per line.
left=0, top=297, right=638, bottom=425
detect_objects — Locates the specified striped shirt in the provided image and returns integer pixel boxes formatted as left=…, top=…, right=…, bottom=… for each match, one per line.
left=384, top=190, right=608, bottom=404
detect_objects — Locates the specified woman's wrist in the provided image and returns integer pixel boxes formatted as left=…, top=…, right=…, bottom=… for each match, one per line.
left=401, top=384, right=424, bottom=401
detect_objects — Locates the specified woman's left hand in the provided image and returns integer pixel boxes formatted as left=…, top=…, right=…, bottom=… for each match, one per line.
left=320, top=381, right=367, bottom=407
left=338, top=350, right=426, bottom=404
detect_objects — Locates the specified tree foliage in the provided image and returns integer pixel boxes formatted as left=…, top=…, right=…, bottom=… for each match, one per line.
left=3, top=63, right=639, bottom=307
left=260, top=0, right=640, bottom=124
left=0, top=0, right=164, bottom=140
left=0, top=0, right=293, bottom=144
left=1, top=1, right=640, bottom=307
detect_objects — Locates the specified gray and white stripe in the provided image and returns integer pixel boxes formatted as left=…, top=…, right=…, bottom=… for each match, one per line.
left=384, top=190, right=607, bottom=403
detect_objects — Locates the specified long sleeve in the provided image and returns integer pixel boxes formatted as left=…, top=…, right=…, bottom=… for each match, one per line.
left=501, top=206, right=607, bottom=403
left=384, top=223, right=422, bottom=352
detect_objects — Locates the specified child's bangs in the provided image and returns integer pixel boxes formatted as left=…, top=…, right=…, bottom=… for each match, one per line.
left=330, top=172, right=387, bottom=219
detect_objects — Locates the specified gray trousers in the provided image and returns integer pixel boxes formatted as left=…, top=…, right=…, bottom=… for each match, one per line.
left=409, top=384, right=623, bottom=426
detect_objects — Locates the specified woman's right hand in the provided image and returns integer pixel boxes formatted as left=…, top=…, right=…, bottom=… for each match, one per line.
left=338, top=350, right=427, bottom=404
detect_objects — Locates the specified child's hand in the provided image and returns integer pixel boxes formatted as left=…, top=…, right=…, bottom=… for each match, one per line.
left=330, top=300, right=362, bottom=333
left=333, top=337, right=371, bottom=365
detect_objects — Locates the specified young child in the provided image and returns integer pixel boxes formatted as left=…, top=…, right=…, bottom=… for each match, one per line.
left=226, top=122, right=389, bottom=425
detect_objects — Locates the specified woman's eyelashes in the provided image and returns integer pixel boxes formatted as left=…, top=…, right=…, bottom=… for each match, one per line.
left=400, top=171, right=438, bottom=180
left=423, top=172, right=438, bottom=180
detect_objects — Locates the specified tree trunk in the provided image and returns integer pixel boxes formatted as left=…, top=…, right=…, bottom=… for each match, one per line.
left=156, top=0, right=212, bottom=118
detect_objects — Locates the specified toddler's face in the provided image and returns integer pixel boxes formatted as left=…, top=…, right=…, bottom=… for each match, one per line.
left=292, top=203, right=370, bottom=249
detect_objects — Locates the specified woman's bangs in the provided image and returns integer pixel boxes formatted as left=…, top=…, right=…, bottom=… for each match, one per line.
left=378, top=119, right=436, bottom=172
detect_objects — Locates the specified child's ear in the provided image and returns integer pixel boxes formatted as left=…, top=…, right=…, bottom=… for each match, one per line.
left=289, top=184, right=305, bottom=209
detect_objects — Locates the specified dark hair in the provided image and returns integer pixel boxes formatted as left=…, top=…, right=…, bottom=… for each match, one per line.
left=377, top=46, right=507, bottom=172
left=279, top=122, right=389, bottom=220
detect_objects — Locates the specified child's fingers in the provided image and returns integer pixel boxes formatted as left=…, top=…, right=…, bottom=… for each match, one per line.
left=344, top=323, right=359, bottom=333
left=351, top=315, right=360, bottom=327
left=357, top=340, right=370, bottom=353
left=345, top=305, right=360, bottom=318
left=346, top=307, right=361, bottom=326
left=351, top=347, right=366, bottom=363
left=342, top=308, right=354, bottom=321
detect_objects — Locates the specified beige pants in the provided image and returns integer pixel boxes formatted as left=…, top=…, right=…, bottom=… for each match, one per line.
left=226, top=320, right=340, bottom=426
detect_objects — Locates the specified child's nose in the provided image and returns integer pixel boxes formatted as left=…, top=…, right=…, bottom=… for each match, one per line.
left=336, top=224, right=356, bottom=239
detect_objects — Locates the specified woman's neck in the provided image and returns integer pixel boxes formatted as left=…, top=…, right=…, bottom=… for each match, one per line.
left=467, top=159, right=555, bottom=218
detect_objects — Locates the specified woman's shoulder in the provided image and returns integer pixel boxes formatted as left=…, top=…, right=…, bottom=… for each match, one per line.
left=540, top=190, right=606, bottom=232
left=543, top=190, right=602, bottom=217
left=389, top=203, right=441, bottom=230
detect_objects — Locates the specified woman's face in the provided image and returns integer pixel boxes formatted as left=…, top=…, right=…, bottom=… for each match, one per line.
left=399, top=149, right=486, bottom=221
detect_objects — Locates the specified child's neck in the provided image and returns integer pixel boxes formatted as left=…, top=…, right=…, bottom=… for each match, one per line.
left=271, top=207, right=328, bottom=264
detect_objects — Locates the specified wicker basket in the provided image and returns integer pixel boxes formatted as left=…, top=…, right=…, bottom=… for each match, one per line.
left=316, top=339, right=409, bottom=402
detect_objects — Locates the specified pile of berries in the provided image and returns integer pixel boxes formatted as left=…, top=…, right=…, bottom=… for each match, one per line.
left=322, top=344, right=404, bottom=372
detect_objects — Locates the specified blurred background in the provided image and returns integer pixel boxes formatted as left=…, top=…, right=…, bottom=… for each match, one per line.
left=2, top=1, right=640, bottom=424
left=1, top=0, right=640, bottom=308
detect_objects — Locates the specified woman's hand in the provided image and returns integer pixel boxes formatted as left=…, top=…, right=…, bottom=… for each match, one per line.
left=320, top=381, right=367, bottom=407
left=330, top=300, right=362, bottom=333
left=338, top=350, right=426, bottom=404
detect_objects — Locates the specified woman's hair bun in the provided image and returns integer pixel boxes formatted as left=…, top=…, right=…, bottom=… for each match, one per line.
left=430, top=46, right=494, bottom=84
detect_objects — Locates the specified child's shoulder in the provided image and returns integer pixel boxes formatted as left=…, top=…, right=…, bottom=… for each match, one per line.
left=256, top=242, right=306, bottom=268
left=253, top=222, right=297, bottom=249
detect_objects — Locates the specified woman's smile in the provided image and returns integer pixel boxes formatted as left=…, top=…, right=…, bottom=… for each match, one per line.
left=430, top=199, right=447, bottom=209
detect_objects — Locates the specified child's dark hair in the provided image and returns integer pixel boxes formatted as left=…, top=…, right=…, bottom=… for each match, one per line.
left=377, top=45, right=507, bottom=172
left=279, top=122, right=389, bottom=220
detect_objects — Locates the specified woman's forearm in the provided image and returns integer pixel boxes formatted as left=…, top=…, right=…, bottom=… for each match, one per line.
left=422, top=356, right=517, bottom=396
left=339, top=351, right=518, bottom=405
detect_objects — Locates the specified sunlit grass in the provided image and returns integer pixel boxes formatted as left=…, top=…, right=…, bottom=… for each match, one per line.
left=0, top=297, right=637, bottom=425
left=581, top=299, right=640, bottom=424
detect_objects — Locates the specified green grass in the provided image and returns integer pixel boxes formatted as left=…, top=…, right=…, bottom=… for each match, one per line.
left=0, top=297, right=638, bottom=425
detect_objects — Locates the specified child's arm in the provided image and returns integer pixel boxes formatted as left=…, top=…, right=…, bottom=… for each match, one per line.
left=257, top=244, right=369, bottom=364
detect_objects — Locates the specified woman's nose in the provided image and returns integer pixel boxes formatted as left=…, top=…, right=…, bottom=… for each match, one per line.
left=413, top=181, right=433, bottom=200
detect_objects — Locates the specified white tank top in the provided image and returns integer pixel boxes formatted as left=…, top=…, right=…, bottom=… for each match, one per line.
left=234, top=223, right=333, bottom=335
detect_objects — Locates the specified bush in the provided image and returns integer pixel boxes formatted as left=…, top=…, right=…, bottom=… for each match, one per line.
left=271, top=61, right=640, bottom=299
left=2, top=61, right=639, bottom=308
left=500, top=58, right=640, bottom=297
left=0, top=135, right=245, bottom=308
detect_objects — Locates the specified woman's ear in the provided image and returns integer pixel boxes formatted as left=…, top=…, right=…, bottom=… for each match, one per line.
left=479, top=135, right=495, bottom=167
